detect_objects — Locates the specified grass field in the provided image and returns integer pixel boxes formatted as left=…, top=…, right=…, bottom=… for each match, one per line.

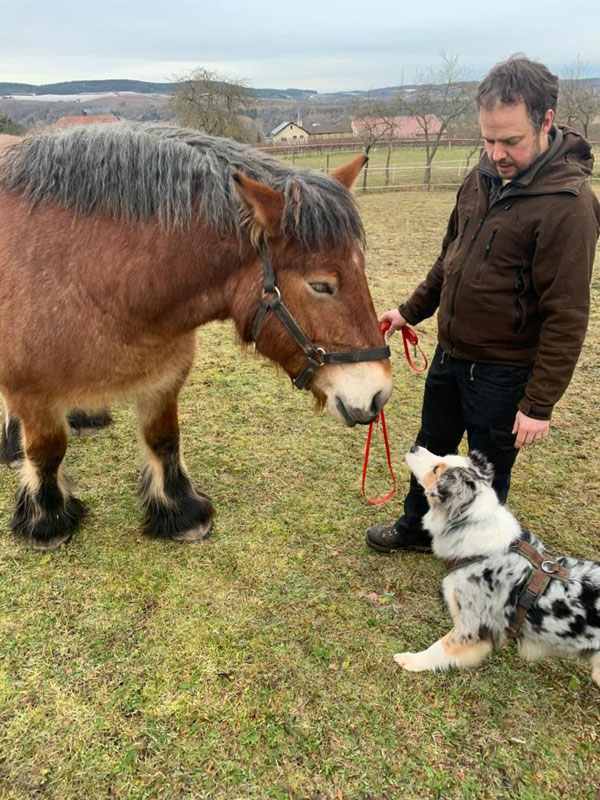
left=1, top=191, right=599, bottom=799
left=279, top=145, right=600, bottom=191
left=279, top=146, right=479, bottom=190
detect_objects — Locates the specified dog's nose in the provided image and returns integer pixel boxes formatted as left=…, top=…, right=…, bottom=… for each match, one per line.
left=409, top=445, right=419, bottom=454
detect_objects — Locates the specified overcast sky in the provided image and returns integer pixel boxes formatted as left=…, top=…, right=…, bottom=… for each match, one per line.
left=2, top=0, right=599, bottom=92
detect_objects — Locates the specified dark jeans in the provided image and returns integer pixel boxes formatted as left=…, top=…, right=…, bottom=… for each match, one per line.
left=403, top=345, right=532, bottom=529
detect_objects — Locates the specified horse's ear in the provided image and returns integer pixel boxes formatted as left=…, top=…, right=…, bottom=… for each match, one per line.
left=329, top=155, right=368, bottom=189
left=233, top=172, right=284, bottom=235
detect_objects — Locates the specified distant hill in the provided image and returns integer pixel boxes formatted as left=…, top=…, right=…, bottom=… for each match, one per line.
left=2, top=76, right=598, bottom=140
left=0, top=79, right=173, bottom=95
left=0, top=79, right=317, bottom=101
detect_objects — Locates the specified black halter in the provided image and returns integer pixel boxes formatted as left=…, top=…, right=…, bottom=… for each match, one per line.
left=251, top=246, right=391, bottom=390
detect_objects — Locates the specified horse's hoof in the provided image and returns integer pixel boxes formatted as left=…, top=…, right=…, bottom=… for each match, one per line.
left=30, top=531, right=73, bottom=551
left=170, top=520, right=212, bottom=543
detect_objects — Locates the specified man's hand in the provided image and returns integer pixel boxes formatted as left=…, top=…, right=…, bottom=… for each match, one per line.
left=512, top=411, right=550, bottom=448
left=378, top=308, right=407, bottom=337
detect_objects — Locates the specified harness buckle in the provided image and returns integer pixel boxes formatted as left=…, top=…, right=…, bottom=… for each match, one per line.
left=541, top=560, right=560, bottom=574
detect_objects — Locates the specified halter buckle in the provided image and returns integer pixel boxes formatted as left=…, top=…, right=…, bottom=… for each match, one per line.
left=262, top=286, right=281, bottom=304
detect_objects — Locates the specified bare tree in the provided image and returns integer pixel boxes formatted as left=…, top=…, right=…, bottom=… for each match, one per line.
left=558, top=57, right=600, bottom=139
left=169, top=67, right=256, bottom=142
left=448, top=114, right=483, bottom=174
left=398, top=53, right=474, bottom=188
left=351, top=96, right=395, bottom=190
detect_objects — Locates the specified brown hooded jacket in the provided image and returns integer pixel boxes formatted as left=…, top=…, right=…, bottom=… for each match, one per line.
left=399, top=125, right=600, bottom=419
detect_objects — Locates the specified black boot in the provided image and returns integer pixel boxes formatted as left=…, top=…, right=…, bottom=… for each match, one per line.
left=365, top=517, right=432, bottom=553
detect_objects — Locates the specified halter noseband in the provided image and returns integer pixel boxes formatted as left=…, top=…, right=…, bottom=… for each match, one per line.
left=251, top=246, right=391, bottom=390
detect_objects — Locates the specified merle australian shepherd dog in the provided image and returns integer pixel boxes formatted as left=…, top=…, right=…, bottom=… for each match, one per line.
left=393, top=446, right=600, bottom=686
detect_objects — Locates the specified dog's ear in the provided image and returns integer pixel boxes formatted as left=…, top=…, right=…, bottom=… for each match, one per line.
left=468, top=450, right=494, bottom=484
left=427, top=471, right=453, bottom=505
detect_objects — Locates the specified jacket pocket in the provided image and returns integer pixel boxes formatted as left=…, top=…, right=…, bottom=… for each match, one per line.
left=474, top=228, right=498, bottom=281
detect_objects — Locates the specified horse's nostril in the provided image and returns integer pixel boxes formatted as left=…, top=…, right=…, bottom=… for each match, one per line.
left=410, top=445, right=419, bottom=454
left=370, top=390, right=383, bottom=417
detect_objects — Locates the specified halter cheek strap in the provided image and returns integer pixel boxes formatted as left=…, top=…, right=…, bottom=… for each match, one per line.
left=251, top=246, right=391, bottom=390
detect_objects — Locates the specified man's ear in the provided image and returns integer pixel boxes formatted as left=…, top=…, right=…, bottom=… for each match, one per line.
left=233, top=172, right=285, bottom=237
left=541, top=108, right=555, bottom=135
left=329, top=155, right=368, bottom=189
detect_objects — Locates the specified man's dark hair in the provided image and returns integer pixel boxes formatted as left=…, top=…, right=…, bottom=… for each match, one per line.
left=476, top=55, right=559, bottom=131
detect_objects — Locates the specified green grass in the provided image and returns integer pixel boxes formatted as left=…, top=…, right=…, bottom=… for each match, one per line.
left=1, top=192, right=599, bottom=798
left=279, top=146, right=480, bottom=190
left=280, top=145, right=600, bottom=190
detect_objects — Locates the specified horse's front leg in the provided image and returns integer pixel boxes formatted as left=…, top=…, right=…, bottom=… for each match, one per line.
left=137, top=391, right=213, bottom=542
left=10, top=404, right=87, bottom=550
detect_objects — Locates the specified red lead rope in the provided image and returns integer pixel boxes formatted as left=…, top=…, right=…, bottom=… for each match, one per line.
left=362, top=322, right=428, bottom=504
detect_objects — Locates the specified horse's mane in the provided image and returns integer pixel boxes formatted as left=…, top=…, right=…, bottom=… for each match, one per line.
left=0, top=123, right=364, bottom=248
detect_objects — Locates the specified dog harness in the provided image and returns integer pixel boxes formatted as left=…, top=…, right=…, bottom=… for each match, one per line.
left=444, top=539, right=571, bottom=639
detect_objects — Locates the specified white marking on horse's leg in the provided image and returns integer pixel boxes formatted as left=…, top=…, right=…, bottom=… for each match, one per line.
left=139, top=441, right=170, bottom=506
left=21, top=455, right=41, bottom=496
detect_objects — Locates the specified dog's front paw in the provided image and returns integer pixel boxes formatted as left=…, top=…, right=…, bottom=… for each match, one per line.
left=393, top=652, right=427, bottom=672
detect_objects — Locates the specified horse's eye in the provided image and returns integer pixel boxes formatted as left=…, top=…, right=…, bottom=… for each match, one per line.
left=309, top=281, right=334, bottom=295
left=432, top=465, right=439, bottom=474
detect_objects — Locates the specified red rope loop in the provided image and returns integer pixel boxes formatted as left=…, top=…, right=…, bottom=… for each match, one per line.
left=401, top=325, right=428, bottom=373
left=362, top=321, right=428, bottom=505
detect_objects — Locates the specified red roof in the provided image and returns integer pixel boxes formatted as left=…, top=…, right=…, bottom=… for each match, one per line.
left=52, top=114, right=120, bottom=129
left=353, top=114, right=442, bottom=137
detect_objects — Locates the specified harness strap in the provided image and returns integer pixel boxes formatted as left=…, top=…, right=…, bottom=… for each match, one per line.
left=443, top=555, right=487, bottom=573
left=442, top=538, right=570, bottom=639
left=506, top=539, right=570, bottom=638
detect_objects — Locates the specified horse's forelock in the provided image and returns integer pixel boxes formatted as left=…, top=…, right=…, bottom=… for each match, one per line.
left=0, top=123, right=364, bottom=248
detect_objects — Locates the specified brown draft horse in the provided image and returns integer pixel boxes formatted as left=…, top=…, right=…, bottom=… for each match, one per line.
left=0, top=123, right=392, bottom=550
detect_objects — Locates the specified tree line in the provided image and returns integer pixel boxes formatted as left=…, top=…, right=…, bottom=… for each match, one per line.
left=2, top=56, right=599, bottom=172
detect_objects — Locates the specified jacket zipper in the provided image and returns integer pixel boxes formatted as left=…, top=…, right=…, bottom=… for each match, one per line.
left=457, top=214, right=471, bottom=248
left=474, top=228, right=498, bottom=281
left=447, top=217, right=484, bottom=345
left=513, top=268, right=525, bottom=333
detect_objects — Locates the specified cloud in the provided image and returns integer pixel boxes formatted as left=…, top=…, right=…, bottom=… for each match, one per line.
left=1, top=0, right=598, bottom=91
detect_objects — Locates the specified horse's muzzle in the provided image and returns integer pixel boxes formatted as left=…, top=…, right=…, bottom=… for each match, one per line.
left=335, top=390, right=385, bottom=427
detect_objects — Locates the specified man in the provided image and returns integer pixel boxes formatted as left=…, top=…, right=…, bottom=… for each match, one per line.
left=367, top=55, right=600, bottom=554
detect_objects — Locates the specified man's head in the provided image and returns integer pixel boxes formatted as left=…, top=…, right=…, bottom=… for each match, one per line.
left=477, top=55, right=559, bottom=181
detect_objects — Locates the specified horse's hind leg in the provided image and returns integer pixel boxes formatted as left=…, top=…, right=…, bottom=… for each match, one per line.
left=137, top=390, right=214, bottom=542
left=10, top=405, right=87, bottom=550
left=67, top=407, right=113, bottom=433
left=0, top=403, right=23, bottom=467
left=1, top=404, right=113, bottom=467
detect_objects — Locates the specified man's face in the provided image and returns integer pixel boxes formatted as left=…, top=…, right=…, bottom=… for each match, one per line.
left=479, top=101, right=554, bottom=181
